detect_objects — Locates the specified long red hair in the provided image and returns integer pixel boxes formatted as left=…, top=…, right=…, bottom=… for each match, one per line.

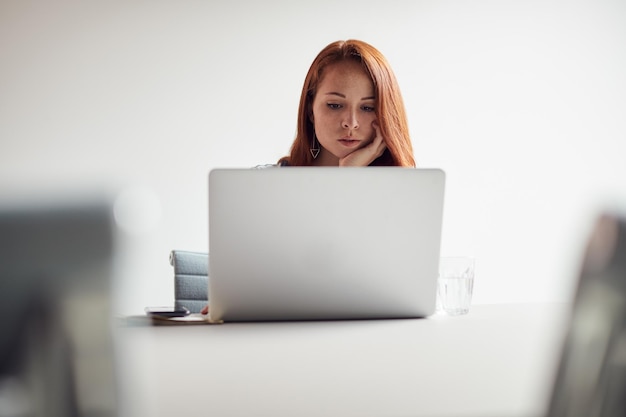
left=279, top=40, right=415, bottom=167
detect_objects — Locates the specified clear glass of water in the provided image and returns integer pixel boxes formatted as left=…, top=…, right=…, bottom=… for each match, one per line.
left=437, top=257, right=475, bottom=316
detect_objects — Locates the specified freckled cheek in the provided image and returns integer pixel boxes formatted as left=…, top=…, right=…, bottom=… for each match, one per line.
left=315, top=114, right=337, bottom=133
left=364, top=116, right=377, bottom=141
left=314, top=109, right=339, bottom=126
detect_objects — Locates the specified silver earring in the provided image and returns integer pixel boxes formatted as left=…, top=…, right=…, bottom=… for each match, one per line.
left=310, top=134, right=320, bottom=159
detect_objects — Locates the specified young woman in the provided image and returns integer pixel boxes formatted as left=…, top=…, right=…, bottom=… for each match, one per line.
left=200, top=39, right=415, bottom=315
left=278, top=39, right=415, bottom=168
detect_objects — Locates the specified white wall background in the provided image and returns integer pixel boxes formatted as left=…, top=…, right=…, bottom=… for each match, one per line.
left=1, top=0, right=625, bottom=314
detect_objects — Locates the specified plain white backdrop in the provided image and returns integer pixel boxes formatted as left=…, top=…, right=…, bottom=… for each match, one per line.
left=1, top=0, right=625, bottom=314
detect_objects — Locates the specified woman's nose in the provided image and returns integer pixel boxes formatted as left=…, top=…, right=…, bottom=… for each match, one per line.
left=342, top=110, right=359, bottom=130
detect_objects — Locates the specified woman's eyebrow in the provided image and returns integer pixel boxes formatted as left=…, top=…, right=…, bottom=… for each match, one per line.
left=324, top=92, right=375, bottom=100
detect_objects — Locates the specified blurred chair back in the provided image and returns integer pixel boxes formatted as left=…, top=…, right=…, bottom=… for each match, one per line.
left=0, top=200, right=118, bottom=417
left=547, top=212, right=626, bottom=417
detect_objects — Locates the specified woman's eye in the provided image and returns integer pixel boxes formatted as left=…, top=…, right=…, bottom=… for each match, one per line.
left=327, top=103, right=342, bottom=110
left=362, top=106, right=375, bottom=112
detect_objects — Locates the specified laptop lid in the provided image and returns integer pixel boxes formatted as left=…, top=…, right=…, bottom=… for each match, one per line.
left=208, top=167, right=445, bottom=322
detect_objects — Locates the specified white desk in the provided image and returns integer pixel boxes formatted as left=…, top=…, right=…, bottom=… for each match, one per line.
left=115, top=304, right=569, bottom=417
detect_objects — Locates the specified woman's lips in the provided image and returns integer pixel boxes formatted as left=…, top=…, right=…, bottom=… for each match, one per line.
left=338, top=138, right=361, bottom=148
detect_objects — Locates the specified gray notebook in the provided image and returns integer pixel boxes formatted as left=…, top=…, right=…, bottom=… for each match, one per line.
left=208, top=167, right=445, bottom=322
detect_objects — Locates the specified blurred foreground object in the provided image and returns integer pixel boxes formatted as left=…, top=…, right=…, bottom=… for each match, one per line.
left=0, top=199, right=117, bottom=417
left=547, top=211, right=626, bottom=417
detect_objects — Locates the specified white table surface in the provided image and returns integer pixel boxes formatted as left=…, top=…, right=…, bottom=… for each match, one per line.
left=114, top=303, right=570, bottom=417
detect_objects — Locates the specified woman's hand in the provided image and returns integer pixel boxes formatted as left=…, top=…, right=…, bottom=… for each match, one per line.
left=339, top=121, right=387, bottom=167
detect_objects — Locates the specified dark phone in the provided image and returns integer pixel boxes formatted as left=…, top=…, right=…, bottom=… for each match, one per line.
left=144, top=306, right=190, bottom=318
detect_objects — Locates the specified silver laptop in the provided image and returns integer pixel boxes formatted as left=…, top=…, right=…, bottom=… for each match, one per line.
left=208, top=167, right=445, bottom=322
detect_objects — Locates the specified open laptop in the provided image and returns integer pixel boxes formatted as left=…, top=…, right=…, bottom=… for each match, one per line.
left=208, top=167, right=445, bottom=322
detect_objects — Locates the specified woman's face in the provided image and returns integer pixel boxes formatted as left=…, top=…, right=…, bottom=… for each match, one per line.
left=310, top=60, right=377, bottom=165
